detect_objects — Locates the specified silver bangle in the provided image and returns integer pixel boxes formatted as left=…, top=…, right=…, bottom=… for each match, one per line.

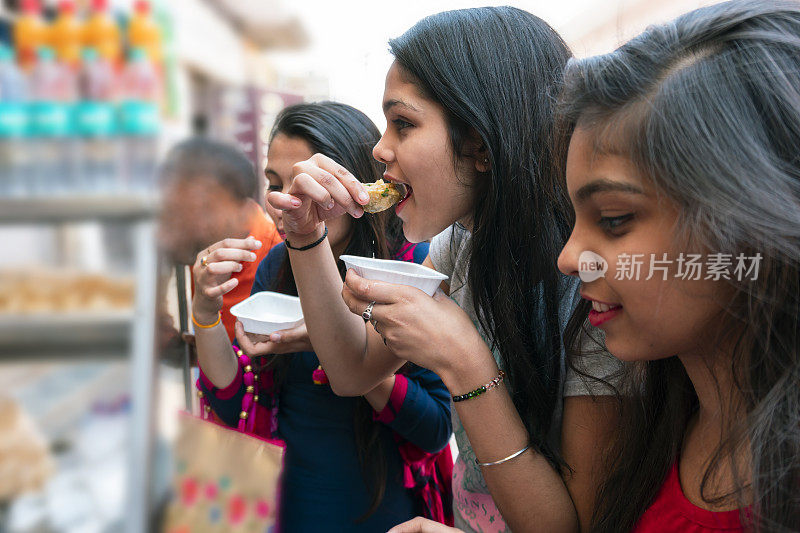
left=475, top=444, right=532, bottom=467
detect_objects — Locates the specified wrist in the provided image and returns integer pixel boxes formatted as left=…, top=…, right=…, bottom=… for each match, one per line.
left=439, top=345, right=498, bottom=394
left=285, top=224, right=325, bottom=249
left=191, top=302, right=220, bottom=327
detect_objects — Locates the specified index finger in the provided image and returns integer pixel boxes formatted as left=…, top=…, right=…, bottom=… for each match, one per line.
left=205, top=236, right=263, bottom=257
left=344, top=269, right=410, bottom=304
left=310, top=153, right=369, bottom=206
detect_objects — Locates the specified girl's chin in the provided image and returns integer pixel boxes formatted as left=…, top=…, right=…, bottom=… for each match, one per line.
left=603, top=334, right=671, bottom=363
left=400, top=221, right=426, bottom=244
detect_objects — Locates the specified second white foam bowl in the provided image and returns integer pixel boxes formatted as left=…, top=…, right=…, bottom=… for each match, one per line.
left=340, top=255, right=449, bottom=297
left=230, top=292, right=304, bottom=335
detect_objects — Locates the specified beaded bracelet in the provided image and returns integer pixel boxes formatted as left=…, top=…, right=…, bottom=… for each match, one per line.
left=452, top=370, right=505, bottom=403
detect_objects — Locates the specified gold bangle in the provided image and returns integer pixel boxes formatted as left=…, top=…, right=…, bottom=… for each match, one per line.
left=192, top=312, right=221, bottom=329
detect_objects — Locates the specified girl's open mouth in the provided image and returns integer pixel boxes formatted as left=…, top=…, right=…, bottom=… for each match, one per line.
left=396, top=183, right=412, bottom=212
left=587, top=300, right=623, bottom=327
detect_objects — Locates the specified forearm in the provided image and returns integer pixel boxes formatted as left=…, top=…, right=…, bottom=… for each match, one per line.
left=192, top=305, right=238, bottom=389
left=285, top=227, right=404, bottom=395
left=442, top=349, right=578, bottom=533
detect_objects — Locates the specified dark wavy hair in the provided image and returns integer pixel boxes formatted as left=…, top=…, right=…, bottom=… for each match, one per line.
left=389, top=7, right=575, bottom=467
left=558, top=1, right=800, bottom=531
left=265, top=102, right=405, bottom=520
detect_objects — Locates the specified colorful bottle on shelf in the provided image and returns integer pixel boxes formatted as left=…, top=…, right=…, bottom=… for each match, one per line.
left=119, top=48, right=160, bottom=193
left=84, top=0, right=121, bottom=68
left=77, top=48, right=119, bottom=193
left=128, top=0, right=162, bottom=66
left=0, top=44, right=31, bottom=197
left=29, top=47, right=79, bottom=196
left=13, top=0, right=48, bottom=72
left=50, top=0, right=84, bottom=70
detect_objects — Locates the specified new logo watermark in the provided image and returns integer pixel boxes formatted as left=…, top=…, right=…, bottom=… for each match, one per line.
left=578, top=251, right=608, bottom=282
left=578, top=252, right=762, bottom=282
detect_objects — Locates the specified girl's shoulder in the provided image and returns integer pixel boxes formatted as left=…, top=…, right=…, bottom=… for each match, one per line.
left=428, top=224, right=470, bottom=278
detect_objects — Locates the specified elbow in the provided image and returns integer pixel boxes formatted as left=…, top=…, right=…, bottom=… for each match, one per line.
left=426, top=426, right=454, bottom=455
left=328, top=377, right=372, bottom=398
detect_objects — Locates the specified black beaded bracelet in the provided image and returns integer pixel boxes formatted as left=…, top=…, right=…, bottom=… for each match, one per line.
left=285, top=225, right=328, bottom=251
left=452, top=370, right=505, bottom=403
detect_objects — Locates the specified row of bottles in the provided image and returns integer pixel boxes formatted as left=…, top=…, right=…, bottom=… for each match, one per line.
left=0, top=42, right=160, bottom=198
left=15, top=0, right=162, bottom=71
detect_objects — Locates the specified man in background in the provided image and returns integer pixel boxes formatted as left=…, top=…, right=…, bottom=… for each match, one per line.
left=158, top=138, right=283, bottom=342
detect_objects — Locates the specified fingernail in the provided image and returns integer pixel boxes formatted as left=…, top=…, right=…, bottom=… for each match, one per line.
left=354, top=207, right=364, bottom=218
left=358, top=191, right=369, bottom=203
left=270, top=333, right=281, bottom=342
left=250, top=253, right=257, bottom=261
left=236, top=264, right=243, bottom=272
left=327, top=200, right=335, bottom=210
left=291, top=199, right=302, bottom=207
left=253, top=239, right=262, bottom=248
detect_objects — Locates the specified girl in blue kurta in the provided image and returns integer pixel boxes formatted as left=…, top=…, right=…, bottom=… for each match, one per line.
left=191, top=102, right=453, bottom=532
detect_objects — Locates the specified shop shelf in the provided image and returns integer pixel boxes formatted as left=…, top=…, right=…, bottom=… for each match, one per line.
left=0, top=195, right=159, bottom=224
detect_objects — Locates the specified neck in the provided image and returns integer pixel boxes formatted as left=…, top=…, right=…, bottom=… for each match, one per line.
left=677, top=346, right=740, bottom=431
left=457, top=215, right=474, bottom=233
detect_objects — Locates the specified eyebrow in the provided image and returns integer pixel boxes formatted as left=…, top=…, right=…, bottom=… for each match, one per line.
left=264, top=168, right=279, bottom=177
left=382, top=99, right=420, bottom=114
left=575, top=179, right=645, bottom=202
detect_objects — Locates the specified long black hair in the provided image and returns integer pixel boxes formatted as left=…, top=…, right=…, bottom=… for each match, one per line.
left=559, top=1, right=800, bottom=530
left=263, top=101, right=405, bottom=521
left=389, top=7, right=574, bottom=466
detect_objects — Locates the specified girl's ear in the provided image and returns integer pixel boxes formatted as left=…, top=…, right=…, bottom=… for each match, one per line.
left=464, top=128, right=491, bottom=173
left=475, top=144, right=490, bottom=173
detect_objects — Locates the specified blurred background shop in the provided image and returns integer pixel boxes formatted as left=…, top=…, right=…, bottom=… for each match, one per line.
left=0, top=0, right=715, bottom=531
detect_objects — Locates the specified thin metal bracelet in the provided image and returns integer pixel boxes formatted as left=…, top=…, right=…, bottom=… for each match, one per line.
left=476, top=443, right=532, bottom=467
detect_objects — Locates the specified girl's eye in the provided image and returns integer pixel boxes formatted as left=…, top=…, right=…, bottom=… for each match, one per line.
left=598, top=213, right=634, bottom=233
left=392, top=118, right=413, bottom=131
left=267, top=184, right=282, bottom=192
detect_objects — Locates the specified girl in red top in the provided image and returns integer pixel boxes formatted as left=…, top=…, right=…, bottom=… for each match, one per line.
left=557, top=1, right=800, bottom=532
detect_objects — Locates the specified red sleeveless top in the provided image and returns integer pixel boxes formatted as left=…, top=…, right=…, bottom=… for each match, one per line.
left=633, top=461, right=745, bottom=532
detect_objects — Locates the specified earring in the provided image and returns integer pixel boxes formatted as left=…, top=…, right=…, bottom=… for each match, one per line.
left=483, top=158, right=489, bottom=164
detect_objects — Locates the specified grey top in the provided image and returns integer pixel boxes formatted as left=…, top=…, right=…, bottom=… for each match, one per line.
left=429, top=224, right=621, bottom=533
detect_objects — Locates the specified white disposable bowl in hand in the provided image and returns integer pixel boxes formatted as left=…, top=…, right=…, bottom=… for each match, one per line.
left=230, top=292, right=304, bottom=335
left=340, top=255, right=449, bottom=297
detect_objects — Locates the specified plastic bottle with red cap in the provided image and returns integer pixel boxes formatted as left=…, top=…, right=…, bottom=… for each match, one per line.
left=29, top=47, right=79, bottom=195
left=129, top=0, right=162, bottom=66
left=77, top=48, right=119, bottom=193
left=119, top=48, right=160, bottom=192
left=0, top=44, right=31, bottom=197
left=84, top=0, right=122, bottom=68
left=13, top=0, right=48, bottom=72
left=50, top=0, right=84, bottom=70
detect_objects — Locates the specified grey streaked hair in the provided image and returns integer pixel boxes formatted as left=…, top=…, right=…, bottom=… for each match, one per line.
left=558, top=1, right=800, bottom=531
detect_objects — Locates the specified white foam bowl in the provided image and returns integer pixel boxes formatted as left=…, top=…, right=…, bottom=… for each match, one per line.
left=230, top=292, right=304, bottom=335
left=340, top=255, right=449, bottom=297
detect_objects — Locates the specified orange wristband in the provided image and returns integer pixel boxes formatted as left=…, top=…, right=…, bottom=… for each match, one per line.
left=192, top=312, right=221, bottom=329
